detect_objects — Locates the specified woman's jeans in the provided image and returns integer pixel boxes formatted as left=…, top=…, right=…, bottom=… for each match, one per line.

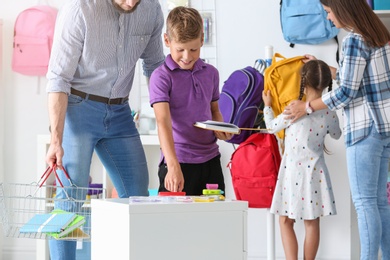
left=347, top=126, right=390, bottom=260
left=49, top=94, right=149, bottom=260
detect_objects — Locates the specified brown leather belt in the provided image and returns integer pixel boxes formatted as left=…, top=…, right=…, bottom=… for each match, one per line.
left=70, top=88, right=129, bottom=105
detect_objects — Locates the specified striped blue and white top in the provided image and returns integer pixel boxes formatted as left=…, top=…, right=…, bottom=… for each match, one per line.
left=46, top=0, right=165, bottom=99
left=322, top=33, right=390, bottom=146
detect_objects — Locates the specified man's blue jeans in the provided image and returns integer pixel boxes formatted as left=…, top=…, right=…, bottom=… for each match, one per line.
left=347, top=125, right=390, bottom=260
left=49, top=94, right=149, bottom=260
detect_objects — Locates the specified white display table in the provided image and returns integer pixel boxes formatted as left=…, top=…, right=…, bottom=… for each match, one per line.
left=91, top=198, right=248, bottom=260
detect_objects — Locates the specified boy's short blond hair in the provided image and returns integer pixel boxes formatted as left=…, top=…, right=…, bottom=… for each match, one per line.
left=166, top=6, right=203, bottom=43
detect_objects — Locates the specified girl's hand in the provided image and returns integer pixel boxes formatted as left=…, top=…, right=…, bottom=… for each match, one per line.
left=262, top=90, right=272, bottom=107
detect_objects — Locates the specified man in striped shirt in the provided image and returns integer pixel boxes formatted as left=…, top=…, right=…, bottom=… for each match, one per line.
left=45, top=1, right=165, bottom=259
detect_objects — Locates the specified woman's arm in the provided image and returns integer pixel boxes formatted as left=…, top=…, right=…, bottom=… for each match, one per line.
left=329, top=66, right=337, bottom=80
left=284, top=98, right=328, bottom=122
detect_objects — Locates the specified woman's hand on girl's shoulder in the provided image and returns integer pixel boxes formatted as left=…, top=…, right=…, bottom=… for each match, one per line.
left=284, top=100, right=306, bottom=123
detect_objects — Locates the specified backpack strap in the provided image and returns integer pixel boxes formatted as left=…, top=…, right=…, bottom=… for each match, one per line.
left=254, top=59, right=267, bottom=74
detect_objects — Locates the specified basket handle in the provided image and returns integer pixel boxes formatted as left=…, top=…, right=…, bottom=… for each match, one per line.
left=37, top=164, right=75, bottom=188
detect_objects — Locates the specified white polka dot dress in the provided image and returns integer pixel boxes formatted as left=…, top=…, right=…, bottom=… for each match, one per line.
left=263, top=106, right=342, bottom=220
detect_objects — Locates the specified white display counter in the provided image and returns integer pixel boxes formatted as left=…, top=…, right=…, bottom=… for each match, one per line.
left=91, top=198, right=248, bottom=260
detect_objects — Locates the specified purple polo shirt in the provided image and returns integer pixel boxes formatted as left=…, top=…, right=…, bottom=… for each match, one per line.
left=149, top=54, right=220, bottom=164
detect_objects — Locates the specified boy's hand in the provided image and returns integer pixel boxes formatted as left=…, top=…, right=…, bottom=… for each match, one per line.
left=165, top=166, right=185, bottom=192
left=262, top=90, right=272, bottom=107
left=214, top=131, right=233, bottom=141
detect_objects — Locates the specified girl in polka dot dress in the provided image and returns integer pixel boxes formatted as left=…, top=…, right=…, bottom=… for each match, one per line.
left=262, top=60, right=342, bottom=260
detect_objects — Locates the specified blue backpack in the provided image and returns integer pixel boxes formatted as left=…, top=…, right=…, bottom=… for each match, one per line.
left=218, top=64, right=265, bottom=144
left=280, top=0, right=339, bottom=45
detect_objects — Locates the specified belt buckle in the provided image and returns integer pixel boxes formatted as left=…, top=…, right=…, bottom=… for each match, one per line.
left=107, top=98, right=117, bottom=105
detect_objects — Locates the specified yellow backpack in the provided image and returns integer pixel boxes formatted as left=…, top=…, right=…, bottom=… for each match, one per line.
left=264, top=53, right=305, bottom=140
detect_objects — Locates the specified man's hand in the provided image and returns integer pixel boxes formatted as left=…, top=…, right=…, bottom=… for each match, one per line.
left=46, top=143, right=64, bottom=168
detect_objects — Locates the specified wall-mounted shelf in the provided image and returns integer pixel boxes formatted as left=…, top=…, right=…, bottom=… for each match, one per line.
left=140, top=134, right=159, bottom=145
left=374, top=10, right=390, bottom=16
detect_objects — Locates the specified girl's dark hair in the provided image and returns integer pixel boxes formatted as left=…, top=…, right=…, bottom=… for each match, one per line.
left=298, top=60, right=334, bottom=155
left=320, top=0, right=390, bottom=47
left=298, top=60, right=333, bottom=100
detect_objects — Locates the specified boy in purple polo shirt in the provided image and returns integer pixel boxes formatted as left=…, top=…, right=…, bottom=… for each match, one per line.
left=149, top=6, right=232, bottom=195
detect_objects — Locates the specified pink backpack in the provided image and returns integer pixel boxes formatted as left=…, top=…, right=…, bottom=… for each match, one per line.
left=12, top=5, right=57, bottom=76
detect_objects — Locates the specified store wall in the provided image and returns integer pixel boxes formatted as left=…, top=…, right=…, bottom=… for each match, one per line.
left=0, top=1, right=66, bottom=258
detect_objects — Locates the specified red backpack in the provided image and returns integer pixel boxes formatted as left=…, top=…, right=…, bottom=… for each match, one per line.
left=12, top=5, right=58, bottom=76
left=228, top=133, right=281, bottom=208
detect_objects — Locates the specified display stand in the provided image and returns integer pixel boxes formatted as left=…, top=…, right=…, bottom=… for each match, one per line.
left=264, top=45, right=276, bottom=260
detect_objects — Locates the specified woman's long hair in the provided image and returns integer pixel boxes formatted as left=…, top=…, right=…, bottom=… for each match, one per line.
left=320, top=0, right=390, bottom=47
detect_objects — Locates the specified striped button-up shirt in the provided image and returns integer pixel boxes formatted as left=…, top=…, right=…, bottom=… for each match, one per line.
left=322, top=32, right=390, bottom=146
left=46, top=0, right=165, bottom=99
